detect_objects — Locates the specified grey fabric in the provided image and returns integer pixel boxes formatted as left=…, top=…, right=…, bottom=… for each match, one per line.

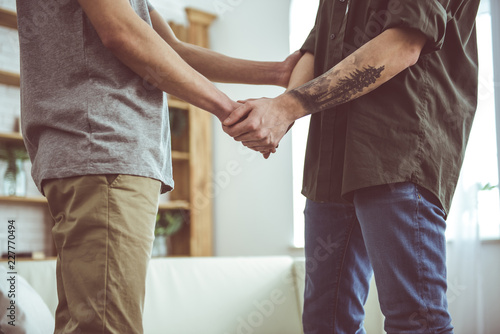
left=147, top=0, right=155, bottom=11
left=16, top=0, right=173, bottom=195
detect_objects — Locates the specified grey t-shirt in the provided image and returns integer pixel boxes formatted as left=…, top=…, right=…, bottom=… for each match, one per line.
left=16, top=0, right=173, bottom=194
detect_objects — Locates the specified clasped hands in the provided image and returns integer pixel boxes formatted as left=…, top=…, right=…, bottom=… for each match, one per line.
left=222, top=93, right=302, bottom=159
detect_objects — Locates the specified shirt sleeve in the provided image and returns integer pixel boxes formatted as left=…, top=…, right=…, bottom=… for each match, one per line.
left=300, top=26, right=317, bottom=55
left=146, top=1, right=155, bottom=12
left=381, top=0, right=448, bottom=54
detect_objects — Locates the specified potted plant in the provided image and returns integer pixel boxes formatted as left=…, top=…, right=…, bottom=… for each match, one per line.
left=0, top=142, right=30, bottom=196
left=152, top=210, right=185, bottom=257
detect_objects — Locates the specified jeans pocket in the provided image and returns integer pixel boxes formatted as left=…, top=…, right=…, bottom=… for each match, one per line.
left=416, top=185, right=447, bottom=218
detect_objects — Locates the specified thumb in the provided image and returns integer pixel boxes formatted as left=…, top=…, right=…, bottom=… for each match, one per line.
left=236, top=98, right=259, bottom=104
left=223, top=103, right=253, bottom=126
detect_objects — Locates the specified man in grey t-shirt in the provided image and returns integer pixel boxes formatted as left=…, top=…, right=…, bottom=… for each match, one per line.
left=16, top=0, right=299, bottom=332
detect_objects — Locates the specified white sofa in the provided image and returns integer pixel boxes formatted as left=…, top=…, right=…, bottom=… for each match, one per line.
left=1, top=257, right=384, bottom=333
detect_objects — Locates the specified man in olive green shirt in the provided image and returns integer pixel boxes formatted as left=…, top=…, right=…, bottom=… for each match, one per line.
left=225, top=0, right=480, bottom=333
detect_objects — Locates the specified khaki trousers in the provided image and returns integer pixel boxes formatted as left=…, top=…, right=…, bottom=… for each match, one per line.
left=43, top=174, right=161, bottom=334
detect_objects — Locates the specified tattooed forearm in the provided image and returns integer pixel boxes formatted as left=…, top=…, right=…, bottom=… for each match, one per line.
left=288, top=65, right=385, bottom=114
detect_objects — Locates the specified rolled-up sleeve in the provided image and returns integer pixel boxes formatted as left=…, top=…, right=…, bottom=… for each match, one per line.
left=147, top=0, right=155, bottom=12
left=301, top=26, right=317, bottom=55
left=382, top=0, right=447, bottom=54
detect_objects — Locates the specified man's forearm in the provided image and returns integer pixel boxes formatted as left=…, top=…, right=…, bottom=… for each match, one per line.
left=174, top=43, right=287, bottom=86
left=149, top=10, right=297, bottom=88
left=222, top=28, right=427, bottom=151
left=286, top=52, right=315, bottom=92
left=284, top=27, right=426, bottom=119
left=78, top=0, right=236, bottom=120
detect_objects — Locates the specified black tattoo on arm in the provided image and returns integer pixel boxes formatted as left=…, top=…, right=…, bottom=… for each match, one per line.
left=289, top=65, right=385, bottom=114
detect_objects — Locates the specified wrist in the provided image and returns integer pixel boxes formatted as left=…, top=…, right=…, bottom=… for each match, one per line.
left=213, top=94, right=238, bottom=122
left=250, top=61, right=285, bottom=87
left=276, top=91, right=306, bottom=122
left=274, top=61, right=289, bottom=88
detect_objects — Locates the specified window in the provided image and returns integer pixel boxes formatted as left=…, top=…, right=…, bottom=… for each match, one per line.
left=446, top=0, right=500, bottom=241
left=290, top=0, right=319, bottom=248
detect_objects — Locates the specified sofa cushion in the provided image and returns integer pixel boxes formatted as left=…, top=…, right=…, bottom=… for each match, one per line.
left=0, top=265, right=55, bottom=333
left=0, top=260, right=59, bottom=316
left=143, top=256, right=303, bottom=334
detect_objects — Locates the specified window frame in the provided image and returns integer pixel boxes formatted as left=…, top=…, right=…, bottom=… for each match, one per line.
left=492, top=0, right=500, bottom=190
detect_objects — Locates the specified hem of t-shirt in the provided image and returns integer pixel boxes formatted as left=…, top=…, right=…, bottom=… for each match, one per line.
left=34, top=164, right=174, bottom=197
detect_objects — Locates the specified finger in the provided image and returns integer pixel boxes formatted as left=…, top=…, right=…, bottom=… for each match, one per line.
left=236, top=98, right=258, bottom=104
left=223, top=125, right=253, bottom=140
left=234, top=132, right=266, bottom=142
left=241, top=138, right=276, bottom=150
left=243, top=142, right=274, bottom=151
left=245, top=144, right=276, bottom=152
left=223, top=103, right=253, bottom=127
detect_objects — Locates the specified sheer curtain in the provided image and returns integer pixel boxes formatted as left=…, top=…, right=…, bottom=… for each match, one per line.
left=446, top=1, right=499, bottom=333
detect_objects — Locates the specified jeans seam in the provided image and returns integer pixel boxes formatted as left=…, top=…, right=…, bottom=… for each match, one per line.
left=415, top=185, right=428, bottom=332
left=332, top=215, right=357, bottom=334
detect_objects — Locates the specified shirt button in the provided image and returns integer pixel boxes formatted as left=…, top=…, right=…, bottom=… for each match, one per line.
left=340, top=0, right=345, bottom=2
left=330, top=34, right=336, bottom=40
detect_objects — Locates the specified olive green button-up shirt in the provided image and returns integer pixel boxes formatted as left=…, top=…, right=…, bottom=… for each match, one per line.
left=300, top=0, right=480, bottom=214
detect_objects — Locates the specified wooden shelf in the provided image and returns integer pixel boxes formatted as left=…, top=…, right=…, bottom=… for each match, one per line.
left=0, top=133, right=189, bottom=161
left=0, top=196, right=191, bottom=211
left=0, top=8, right=17, bottom=29
left=0, top=70, right=20, bottom=87
left=172, top=151, right=189, bottom=161
left=0, top=195, right=47, bottom=205
left=158, top=200, right=190, bottom=211
left=0, top=256, right=57, bottom=262
left=0, top=132, right=23, bottom=142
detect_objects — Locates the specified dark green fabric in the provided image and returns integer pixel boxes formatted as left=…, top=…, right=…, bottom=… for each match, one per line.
left=300, top=0, right=480, bottom=214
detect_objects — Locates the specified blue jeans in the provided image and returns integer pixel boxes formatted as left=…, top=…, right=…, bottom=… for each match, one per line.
left=302, top=182, right=453, bottom=334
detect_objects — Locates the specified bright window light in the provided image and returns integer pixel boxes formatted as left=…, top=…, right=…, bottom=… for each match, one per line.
left=290, top=0, right=319, bottom=248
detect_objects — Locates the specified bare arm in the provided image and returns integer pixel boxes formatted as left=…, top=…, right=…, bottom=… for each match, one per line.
left=286, top=28, right=425, bottom=117
left=286, top=52, right=315, bottom=92
left=248, top=51, right=315, bottom=157
left=223, top=27, right=426, bottom=150
left=77, top=0, right=237, bottom=121
left=149, top=9, right=301, bottom=88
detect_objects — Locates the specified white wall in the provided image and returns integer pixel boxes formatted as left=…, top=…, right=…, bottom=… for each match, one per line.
left=153, top=0, right=302, bottom=257
left=209, top=1, right=300, bottom=257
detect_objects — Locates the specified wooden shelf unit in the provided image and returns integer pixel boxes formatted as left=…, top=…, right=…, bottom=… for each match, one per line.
left=0, top=7, right=216, bottom=258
